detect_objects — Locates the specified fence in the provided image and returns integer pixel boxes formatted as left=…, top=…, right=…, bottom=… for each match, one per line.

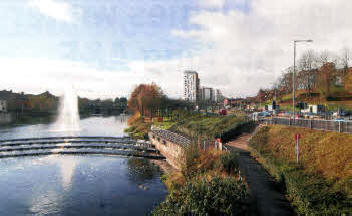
left=261, top=117, right=352, bottom=133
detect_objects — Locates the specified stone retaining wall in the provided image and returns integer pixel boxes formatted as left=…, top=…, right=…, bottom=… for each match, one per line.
left=148, top=127, right=191, bottom=169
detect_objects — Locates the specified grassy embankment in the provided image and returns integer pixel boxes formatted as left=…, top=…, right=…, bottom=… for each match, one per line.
left=125, top=111, right=255, bottom=141
left=125, top=111, right=256, bottom=214
left=249, top=125, right=352, bottom=215
left=151, top=113, right=255, bottom=215
left=270, top=90, right=352, bottom=112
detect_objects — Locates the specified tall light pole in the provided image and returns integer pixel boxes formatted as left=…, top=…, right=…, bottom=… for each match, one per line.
left=293, top=39, right=313, bottom=123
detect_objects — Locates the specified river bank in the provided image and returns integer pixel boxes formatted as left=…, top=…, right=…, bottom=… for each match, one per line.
left=125, top=111, right=257, bottom=214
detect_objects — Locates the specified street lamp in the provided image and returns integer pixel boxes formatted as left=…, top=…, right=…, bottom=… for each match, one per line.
left=293, top=39, right=313, bottom=123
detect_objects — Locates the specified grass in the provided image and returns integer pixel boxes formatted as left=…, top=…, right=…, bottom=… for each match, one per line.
left=125, top=111, right=255, bottom=142
left=277, top=90, right=352, bottom=112
left=172, top=113, right=254, bottom=141
left=249, top=125, right=352, bottom=215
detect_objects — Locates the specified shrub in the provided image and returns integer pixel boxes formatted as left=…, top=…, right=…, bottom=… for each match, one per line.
left=220, top=151, right=239, bottom=175
left=180, top=140, right=198, bottom=178
left=217, top=121, right=256, bottom=143
left=152, top=177, right=249, bottom=216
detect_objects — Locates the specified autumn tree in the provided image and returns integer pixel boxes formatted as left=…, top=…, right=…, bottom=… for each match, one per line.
left=127, top=83, right=163, bottom=119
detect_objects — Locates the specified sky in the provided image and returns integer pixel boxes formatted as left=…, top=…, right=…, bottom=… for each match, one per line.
left=0, top=0, right=352, bottom=99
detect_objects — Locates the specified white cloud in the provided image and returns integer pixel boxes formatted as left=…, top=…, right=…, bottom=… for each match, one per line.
left=167, top=0, right=352, bottom=97
left=0, top=58, right=134, bottom=99
left=4, top=0, right=352, bottom=99
left=199, top=0, right=226, bottom=8
left=28, top=0, right=81, bottom=23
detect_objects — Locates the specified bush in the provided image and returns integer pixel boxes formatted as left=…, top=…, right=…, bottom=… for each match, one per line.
left=152, top=177, right=249, bottom=216
left=217, top=121, right=256, bottom=143
left=181, top=141, right=200, bottom=179
left=220, top=151, right=239, bottom=174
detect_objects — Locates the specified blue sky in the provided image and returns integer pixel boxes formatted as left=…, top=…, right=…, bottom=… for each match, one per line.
left=0, top=0, right=351, bottom=99
left=1, top=0, right=248, bottom=71
left=1, top=0, right=192, bottom=68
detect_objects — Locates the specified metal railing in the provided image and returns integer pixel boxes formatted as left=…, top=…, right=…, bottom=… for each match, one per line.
left=150, top=126, right=191, bottom=147
left=261, top=117, right=352, bottom=133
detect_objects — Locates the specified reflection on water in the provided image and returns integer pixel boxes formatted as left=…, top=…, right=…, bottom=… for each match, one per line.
left=0, top=116, right=167, bottom=215
left=127, top=158, right=161, bottom=183
left=0, top=155, right=167, bottom=216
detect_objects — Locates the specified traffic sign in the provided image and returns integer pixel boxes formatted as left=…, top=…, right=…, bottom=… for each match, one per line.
left=294, top=133, right=301, bottom=140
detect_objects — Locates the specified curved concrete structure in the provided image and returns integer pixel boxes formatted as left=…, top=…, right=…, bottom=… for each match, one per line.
left=0, top=137, right=164, bottom=159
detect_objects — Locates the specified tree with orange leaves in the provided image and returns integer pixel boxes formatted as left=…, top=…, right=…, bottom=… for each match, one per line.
left=127, top=83, right=163, bottom=118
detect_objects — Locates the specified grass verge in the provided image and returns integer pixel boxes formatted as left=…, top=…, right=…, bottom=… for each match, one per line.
left=249, top=125, right=352, bottom=215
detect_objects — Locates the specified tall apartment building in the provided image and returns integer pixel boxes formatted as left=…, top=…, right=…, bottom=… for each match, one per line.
left=200, top=87, right=215, bottom=102
left=184, top=71, right=200, bottom=103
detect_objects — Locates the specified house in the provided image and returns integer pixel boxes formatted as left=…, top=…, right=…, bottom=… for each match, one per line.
left=0, top=100, right=7, bottom=112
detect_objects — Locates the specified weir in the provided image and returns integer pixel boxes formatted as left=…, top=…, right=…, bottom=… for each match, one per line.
left=0, top=136, right=165, bottom=159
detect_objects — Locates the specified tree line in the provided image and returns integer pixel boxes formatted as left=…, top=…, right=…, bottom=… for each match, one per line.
left=256, top=48, right=352, bottom=102
left=0, top=90, right=127, bottom=115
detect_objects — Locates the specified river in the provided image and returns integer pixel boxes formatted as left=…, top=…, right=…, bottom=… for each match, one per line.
left=0, top=115, right=167, bottom=215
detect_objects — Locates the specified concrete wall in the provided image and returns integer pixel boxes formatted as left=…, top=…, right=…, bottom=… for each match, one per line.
left=0, top=113, right=11, bottom=125
left=148, top=131, right=185, bottom=170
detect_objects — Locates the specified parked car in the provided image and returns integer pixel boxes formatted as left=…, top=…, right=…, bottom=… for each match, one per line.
left=258, top=111, right=271, bottom=118
left=334, top=118, right=345, bottom=122
left=219, top=109, right=227, bottom=116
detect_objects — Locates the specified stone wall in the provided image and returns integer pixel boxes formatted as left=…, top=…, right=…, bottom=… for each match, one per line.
left=148, top=127, right=191, bottom=169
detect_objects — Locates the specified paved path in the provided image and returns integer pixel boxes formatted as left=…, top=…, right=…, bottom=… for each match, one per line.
left=227, top=133, right=295, bottom=216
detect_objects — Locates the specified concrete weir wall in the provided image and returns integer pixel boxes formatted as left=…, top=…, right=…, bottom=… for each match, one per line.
left=148, top=127, right=191, bottom=170
left=0, top=113, right=11, bottom=125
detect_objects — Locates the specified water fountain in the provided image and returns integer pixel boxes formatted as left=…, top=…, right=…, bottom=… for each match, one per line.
left=52, top=86, right=80, bottom=132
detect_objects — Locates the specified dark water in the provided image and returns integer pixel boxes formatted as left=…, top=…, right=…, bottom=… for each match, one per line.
left=0, top=116, right=167, bottom=215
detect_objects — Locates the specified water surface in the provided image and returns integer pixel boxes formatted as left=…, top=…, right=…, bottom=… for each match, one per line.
left=0, top=116, right=167, bottom=216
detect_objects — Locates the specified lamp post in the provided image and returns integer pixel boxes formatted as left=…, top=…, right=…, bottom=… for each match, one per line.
left=293, top=39, right=313, bottom=123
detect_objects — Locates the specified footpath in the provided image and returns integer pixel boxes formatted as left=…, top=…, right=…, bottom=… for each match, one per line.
left=226, top=132, right=295, bottom=216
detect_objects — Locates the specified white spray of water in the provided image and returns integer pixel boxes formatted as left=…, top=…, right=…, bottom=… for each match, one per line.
left=53, top=86, right=80, bottom=131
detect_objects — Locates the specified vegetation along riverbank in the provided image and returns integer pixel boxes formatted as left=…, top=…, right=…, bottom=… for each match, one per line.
left=249, top=125, right=352, bottom=215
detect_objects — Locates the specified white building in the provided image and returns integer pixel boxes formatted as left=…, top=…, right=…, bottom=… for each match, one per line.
left=184, top=71, right=200, bottom=103
left=200, top=87, right=214, bottom=102
left=214, top=89, right=224, bottom=103
left=0, top=100, right=7, bottom=112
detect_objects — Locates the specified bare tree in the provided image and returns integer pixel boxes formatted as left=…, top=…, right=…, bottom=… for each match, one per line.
left=340, top=47, right=350, bottom=76
left=317, top=50, right=338, bottom=66
left=277, top=67, right=293, bottom=95
left=297, top=50, right=318, bottom=95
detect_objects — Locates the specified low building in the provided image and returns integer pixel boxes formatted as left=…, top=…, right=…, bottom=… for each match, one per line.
left=301, top=104, right=325, bottom=114
left=0, top=100, right=7, bottom=112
